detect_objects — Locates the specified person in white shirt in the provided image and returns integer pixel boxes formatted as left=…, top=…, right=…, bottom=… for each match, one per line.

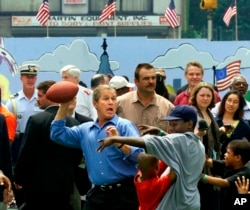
left=60, top=65, right=97, bottom=120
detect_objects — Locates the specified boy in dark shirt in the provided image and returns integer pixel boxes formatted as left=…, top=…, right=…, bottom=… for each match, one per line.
left=201, top=140, right=250, bottom=210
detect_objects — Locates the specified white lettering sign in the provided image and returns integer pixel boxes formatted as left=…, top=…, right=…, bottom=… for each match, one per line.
left=11, top=15, right=180, bottom=27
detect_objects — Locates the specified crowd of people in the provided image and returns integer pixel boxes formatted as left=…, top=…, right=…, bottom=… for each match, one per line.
left=0, top=61, right=250, bottom=210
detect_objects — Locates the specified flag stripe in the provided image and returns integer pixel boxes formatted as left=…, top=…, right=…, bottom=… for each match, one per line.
left=165, top=0, right=179, bottom=28
left=36, top=0, right=50, bottom=26
left=99, top=0, right=116, bottom=23
left=223, top=0, right=236, bottom=27
left=216, top=60, right=241, bottom=91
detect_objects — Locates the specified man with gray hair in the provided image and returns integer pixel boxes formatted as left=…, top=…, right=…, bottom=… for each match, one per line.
left=211, top=74, right=250, bottom=123
left=60, top=65, right=97, bottom=120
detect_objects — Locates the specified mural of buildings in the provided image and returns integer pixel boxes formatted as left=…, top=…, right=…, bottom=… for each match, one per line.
left=1, top=37, right=250, bottom=103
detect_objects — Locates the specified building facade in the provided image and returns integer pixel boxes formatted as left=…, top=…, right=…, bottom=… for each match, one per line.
left=0, top=0, right=185, bottom=38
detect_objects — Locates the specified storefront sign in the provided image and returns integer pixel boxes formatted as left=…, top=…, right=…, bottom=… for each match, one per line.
left=12, top=15, right=180, bottom=27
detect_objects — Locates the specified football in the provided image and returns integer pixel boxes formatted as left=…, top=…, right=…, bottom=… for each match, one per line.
left=46, top=81, right=79, bottom=103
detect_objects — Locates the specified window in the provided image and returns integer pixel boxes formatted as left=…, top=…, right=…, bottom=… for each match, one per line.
left=121, top=0, right=151, bottom=11
left=90, top=0, right=152, bottom=14
left=0, top=0, right=60, bottom=12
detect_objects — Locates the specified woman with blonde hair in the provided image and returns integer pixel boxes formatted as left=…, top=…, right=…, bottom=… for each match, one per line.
left=189, top=82, right=221, bottom=210
left=189, top=82, right=220, bottom=160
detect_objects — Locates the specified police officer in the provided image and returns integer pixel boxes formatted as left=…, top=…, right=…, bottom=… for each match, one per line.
left=60, top=65, right=97, bottom=120
left=5, top=64, right=42, bottom=207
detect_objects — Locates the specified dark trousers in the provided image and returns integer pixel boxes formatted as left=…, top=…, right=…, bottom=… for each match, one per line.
left=11, top=133, right=24, bottom=164
left=83, top=179, right=138, bottom=210
left=11, top=133, right=26, bottom=208
left=19, top=193, right=73, bottom=210
left=199, top=181, right=220, bottom=210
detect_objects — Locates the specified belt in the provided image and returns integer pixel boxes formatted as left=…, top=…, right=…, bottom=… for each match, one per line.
left=94, top=178, right=133, bottom=191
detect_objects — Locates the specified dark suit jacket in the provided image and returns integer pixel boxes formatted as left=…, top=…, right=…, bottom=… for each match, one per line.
left=0, top=114, right=12, bottom=201
left=74, top=112, right=93, bottom=124
left=74, top=111, right=93, bottom=195
left=14, top=106, right=82, bottom=195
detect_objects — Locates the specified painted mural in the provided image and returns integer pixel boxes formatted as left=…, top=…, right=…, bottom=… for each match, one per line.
left=1, top=37, right=250, bottom=104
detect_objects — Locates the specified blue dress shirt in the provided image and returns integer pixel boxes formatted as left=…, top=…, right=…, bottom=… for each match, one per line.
left=50, top=114, right=143, bottom=185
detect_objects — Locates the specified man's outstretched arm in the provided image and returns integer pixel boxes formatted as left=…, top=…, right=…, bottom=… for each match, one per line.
left=97, top=136, right=146, bottom=152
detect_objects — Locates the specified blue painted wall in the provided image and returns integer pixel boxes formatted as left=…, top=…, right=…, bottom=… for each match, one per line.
left=1, top=37, right=250, bottom=103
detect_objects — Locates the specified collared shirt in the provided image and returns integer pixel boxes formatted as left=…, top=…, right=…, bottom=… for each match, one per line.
left=75, top=85, right=97, bottom=120
left=211, top=100, right=250, bottom=121
left=51, top=114, right=143, bottom=185
left=174, top=90, right=190, bottom=106
left=5, top=89, right=42, bottom=133
left=174, top=89, right=221, bottom=106
left=117, top=91, right=174, bottom=131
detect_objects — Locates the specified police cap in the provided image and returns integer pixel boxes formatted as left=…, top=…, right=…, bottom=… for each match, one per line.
left=18, top=64, right=40, bottom=76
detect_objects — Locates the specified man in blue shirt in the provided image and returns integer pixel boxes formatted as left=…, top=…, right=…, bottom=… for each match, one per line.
left=98, top=105, right=206, bottom=210
left=51, top=84, right=143, bottom=210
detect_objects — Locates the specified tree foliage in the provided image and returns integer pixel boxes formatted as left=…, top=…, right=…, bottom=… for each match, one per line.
left=185, top=0, right=250, bottom=40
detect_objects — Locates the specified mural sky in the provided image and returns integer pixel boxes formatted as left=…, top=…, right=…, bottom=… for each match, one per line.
left=1, top=37, right=250, bottom=102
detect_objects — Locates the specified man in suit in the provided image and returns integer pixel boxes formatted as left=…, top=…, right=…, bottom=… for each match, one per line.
left=14, top=80, right=82, bottom=210
left=67, top=97, right=93, bottom=210
left=5, top=64, right=42, bottom=208
left=0, top=114, right=13, bottom=210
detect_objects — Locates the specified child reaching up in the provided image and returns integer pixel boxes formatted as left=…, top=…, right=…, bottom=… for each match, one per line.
left=200, top=140, right=250, bottom=210
left=105, top=125, right=176, bottom=210
left=135, top=153, right=176, bottom=210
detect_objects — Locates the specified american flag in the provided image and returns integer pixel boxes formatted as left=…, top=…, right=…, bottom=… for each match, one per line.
left=99, top=0, right=116, bottom=23
left=223, top=0, right=237, bottom=27
left=36, top=0, right=50, bottom=26
left=215, top=60, right=241, bottom=91
left=165, top=0, right=179, bottom=28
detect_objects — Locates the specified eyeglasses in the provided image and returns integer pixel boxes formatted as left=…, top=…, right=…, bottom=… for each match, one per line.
left=156, top=74, right=166, bottom=82
left=233, top=82, right=248, bottom=87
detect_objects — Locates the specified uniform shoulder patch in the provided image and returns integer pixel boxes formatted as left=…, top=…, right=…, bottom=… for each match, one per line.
left=9, top=93, right=19, bottom=99
left=83, top=89, right=91, bottom=95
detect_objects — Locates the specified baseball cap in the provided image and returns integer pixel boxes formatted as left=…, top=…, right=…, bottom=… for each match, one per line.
left=162, top=105, right=197, bottom=122
left=18, top=64, right=39, bottom=76
left=109, top=76, right=135, bottom=90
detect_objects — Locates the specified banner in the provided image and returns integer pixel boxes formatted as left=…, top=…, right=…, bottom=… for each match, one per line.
left=12, top=15, right=180, bottom=27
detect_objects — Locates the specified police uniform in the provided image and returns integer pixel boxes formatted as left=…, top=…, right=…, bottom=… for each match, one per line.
left=5, top=64, right=42, bottom=162
left=60, top=65, right=97, bottom=120
left=76, top=85, right=97, bottom=120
